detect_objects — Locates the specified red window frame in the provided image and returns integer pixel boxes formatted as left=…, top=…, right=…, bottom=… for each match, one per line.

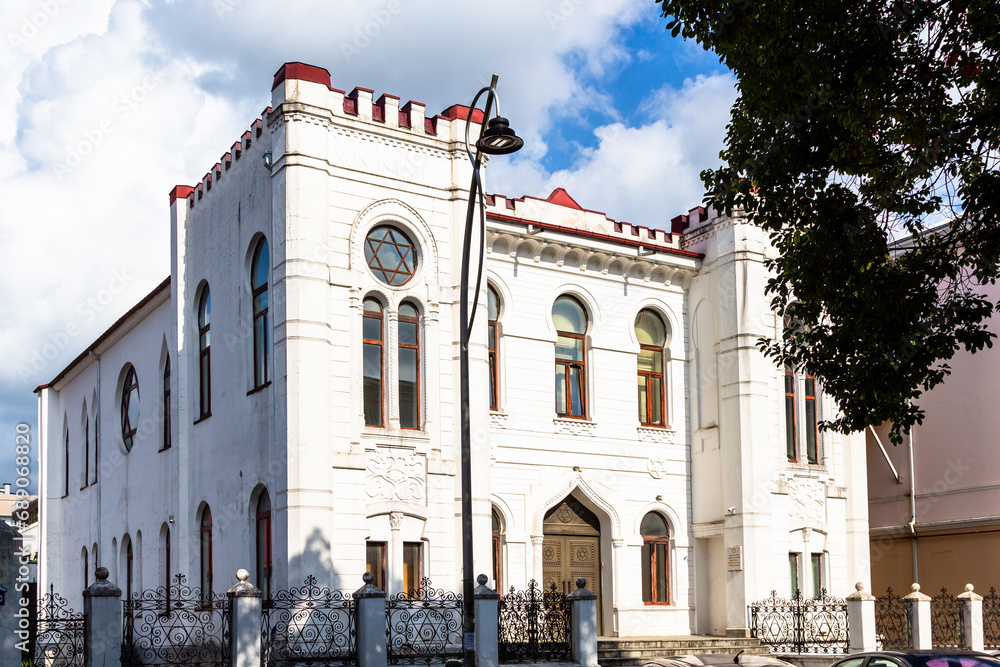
left=554, top=297, right=588, bottom=419
left=397, top=304, right=421, bottom=430
left=251, top=239, right=270, bottom=388
left=804, top=375, right=818, bottom=464
left=363, top=299, right=384, bottom=427
left=488, top=288, right=500, bottom=411
left=256, top=492, right=273, bottom=599
left=200, top=507, right=213, bottom=603
left=198, top=289, right=211, bottom=419
left=785, top=365, right=797, bottom=462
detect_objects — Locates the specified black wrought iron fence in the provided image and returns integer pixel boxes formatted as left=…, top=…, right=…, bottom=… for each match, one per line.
left=930, top=587, right=964, bottom=648
left=262, top=575, right=356, bottom=666
left=984, top=586, right=1000, bottom=650
left=875, top=587, right=909, bottom=650
left=748, top=590, right=849, bottom=654
left=386, top=578, right=463, bottom=665
left=498, top=579, right=571, bottom=663
left=32, top=585, right=84, bottom=667
left=121, top=573, right=231, bottom=667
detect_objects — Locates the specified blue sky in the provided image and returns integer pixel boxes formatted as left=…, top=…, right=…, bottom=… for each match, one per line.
left=0, top=0, right=736, bottom=492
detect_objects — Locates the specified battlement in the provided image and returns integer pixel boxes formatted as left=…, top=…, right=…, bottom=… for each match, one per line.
left=669, top=203, right=727, bottom=235
left=486, top=188, right=699, bottom=258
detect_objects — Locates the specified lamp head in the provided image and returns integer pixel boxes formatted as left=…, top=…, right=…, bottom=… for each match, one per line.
left=476, top=116, right=523, bottom=155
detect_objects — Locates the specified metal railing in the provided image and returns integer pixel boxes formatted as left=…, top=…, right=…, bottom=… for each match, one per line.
left=262, top=575, right=356, bottom=666
left=498, top=580, right=571, bottom=664
left=748, top=589, right=849, bottom=654
left=386, top=578, right=463, bottom=665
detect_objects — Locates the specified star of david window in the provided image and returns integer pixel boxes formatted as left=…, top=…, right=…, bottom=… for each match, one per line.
left=365, top=226, right=417, bottom=286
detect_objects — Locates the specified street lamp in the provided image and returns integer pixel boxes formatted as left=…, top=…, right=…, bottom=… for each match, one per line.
left=459, top=75, right=522, bottom=667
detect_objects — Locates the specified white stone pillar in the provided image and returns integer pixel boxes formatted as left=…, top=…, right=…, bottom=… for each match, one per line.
left=846, top=582, right=877, bottom=652
left=355, top=572, right=388, bottom=667
left=390, top=512, right=403, bottom=596
left=567, top=577, right=598, bottom=667
left=612, top=539, right=627, bottom=607
left=905, top=583, right=932, bottom=649
left=530, top=536, right=544, bottom=585
left=474, top=574, right=499, bottom=667
left=228, top=569, right=262, bottom=667
left=84, top=566, right=122, bottom=667
left=958, top=584, right=984, bottom=651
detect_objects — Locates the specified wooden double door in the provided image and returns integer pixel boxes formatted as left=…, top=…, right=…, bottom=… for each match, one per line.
left=542, top=497, right=602, bottom=633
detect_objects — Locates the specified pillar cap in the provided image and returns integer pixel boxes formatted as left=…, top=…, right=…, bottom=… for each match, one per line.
left=227, top=569, right=262, bottom=597
left=566, top=577, right=597, bottom=601
left=354, top=571, right=386, bottom=599
left=846, top=582, right=876, bottom=601
left=958, top=583, right=983, bottom=601
left=84, top=567, right=122, bottom=598
left=474, top=573, right=500, bottom=600
left=904, top=583, right=932, bottom=602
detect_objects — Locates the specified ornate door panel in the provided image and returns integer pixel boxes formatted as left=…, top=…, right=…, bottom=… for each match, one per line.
left=542, top=497, right=603, bottom=633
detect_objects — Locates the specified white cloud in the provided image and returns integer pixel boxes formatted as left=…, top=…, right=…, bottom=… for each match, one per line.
left=0, top=0, right=734, bottom=482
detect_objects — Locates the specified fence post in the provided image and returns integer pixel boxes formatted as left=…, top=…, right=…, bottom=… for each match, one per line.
left=83, top=566, right=122, bottom=667
left=474, top=574, right=499, bottom=667
left=567, top=577, right=598, bottom=667
left=905, top=583, right=932, bottom=649
left=846, top=582, right=877, bottom=652
left=354, top=572, right=387, bottom=667
left=228, top=569, right=262, bottom=667
left=958, top=584, right=984, bottom=651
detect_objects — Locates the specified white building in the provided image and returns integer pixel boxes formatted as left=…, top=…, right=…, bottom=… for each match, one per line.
left=36, top=61, right=870, bottom=637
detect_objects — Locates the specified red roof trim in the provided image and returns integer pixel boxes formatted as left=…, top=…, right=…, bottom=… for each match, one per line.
left=545, top=187, right=583, bottom=210
left=272, top=62, right=333, bottom=91
left=169, top=185, right=194, bottom=205
left=439, top=105, right=484, bottom=123
left=487, top=212, right=702, bottom=260
left=44, top=277, right=172, bottom=389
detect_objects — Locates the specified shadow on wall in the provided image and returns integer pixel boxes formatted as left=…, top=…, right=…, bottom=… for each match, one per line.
left=287, top=527, right=336, bottom=589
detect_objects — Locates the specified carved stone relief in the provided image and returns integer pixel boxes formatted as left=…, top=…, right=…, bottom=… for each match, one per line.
left=787, top=477, right=825, bottom=523
left=366, top=449, right=426, bottom=504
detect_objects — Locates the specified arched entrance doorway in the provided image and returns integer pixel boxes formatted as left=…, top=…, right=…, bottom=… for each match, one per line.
left=543, top=495, right=602, bottom=633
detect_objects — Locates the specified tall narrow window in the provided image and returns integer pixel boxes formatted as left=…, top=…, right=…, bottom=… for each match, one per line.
left=256, top=491, right=273, bottom=600
left=83, top=548, right=89, bottom=588
left=251, top=238, right=270, bottom=388
left=785, top=364, right=797, bottom=462
left=635, top=309, right=667, bottom=426
left=82, top=416, right=90, bottom=489
left=398, top=303, right=421, bottom=429
left=811, top=553, right=823, bottom=597
left=553, top=296, right=587, bottom=418
left=63, top=429, right=70, bottom=497
left=640, top=512, right=671, bottom=605
left=164, top=527, right=172, bottom=592
left=366, top=541, right=386, bottom=590
left=804, top=375, right=818, bottom=464
left=491, top=509, right=503, bottom=592
left=363, top=298, right=384, bottom=426
left=403, top=542, right=422, bottom=599
left=162, top=356, right=171, bottom=451
left=200, top=506, right=213, bottom=603
left=126, top=539, right=134, bottom=601
left=488, top=287, right=500, bottom=411
left=198, top=288, right=211, bottom=419
left=121, top=365, right=139, bottom=452
left=789, top=553, right=801, bottom=597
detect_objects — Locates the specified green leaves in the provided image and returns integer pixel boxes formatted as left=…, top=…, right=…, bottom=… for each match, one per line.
left=658, top=0, right=1000, bottom=444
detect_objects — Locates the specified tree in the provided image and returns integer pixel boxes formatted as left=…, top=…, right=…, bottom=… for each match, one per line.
left=658, top=0, right=1000, bottom=443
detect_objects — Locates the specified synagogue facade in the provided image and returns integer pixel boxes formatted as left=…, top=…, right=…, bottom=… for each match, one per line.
left=36, top=62, right=870, bottom=637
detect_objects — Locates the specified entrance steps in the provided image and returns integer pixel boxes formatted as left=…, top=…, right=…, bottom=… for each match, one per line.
left=598, top=636, right=771, bottom=667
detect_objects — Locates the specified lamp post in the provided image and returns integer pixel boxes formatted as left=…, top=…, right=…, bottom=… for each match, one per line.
left=459, top=75, right=523, bottom=667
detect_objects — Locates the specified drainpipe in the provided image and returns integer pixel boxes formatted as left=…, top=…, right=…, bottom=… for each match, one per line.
left=907, top=413, right=918, bottom=584
left=89, top=350, right=101, bottom=567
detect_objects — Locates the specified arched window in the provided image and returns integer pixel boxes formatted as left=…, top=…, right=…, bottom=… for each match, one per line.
left=398, top=302, right=421, bottom=429
left=83, top=547, right=89, bottom=589
left=640, top=512, right=670, bottom=605
left=121, top=365, right=140, bottom=452
left=82, top=414, right=90, bottom=489
left=251, top=238, right=270, bottom=388
left=162, top=356, right=171, bottom=451
left=200, top=506, right=213, bottom=602
left=635, top=309, right=667, bottom=427
left=256, top=491, right=273, bottom=599
left=488, top=287, right=500, bottom=411
left=198, top=288, right=211, bottom=419
left=552, top=296, right=587, bottom=418
left=363, top=298, right=384, bottom=427
left=783, top=312, right=819, bottom=465
left=125, top=538, right=134, bottom=601
left=491, top=508, right=503, bottom=592
left=64, top=427, right=69, bottom=497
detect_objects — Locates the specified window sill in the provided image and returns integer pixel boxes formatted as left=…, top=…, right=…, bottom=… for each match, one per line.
left=247, top=380, right=271, bottom=396
left=193, top=412, right=212, bottom=425
left=637, top=425, right=676, bottom=443
left=553, top=417, right=596, bottom=437
left=158, top=446, right=172, bottom=453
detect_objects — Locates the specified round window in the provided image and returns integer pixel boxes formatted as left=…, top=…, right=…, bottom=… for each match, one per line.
left=364, top=225, right=417, bottom=286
